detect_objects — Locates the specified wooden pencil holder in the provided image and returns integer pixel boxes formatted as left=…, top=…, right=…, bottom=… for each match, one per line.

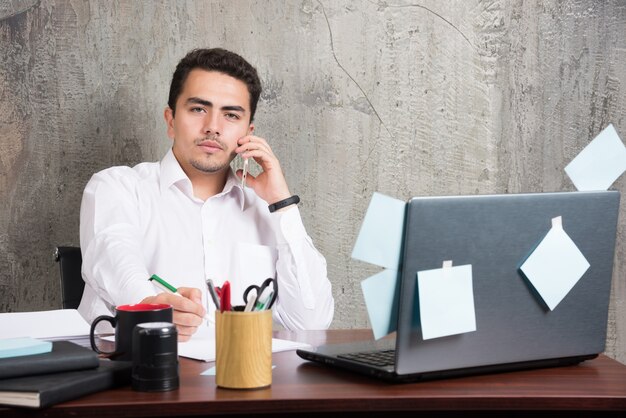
left=215, top=310, right=272, bottom=389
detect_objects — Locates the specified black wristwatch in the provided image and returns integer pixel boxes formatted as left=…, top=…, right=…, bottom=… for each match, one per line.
left=268, top=195, right=300, bottom=213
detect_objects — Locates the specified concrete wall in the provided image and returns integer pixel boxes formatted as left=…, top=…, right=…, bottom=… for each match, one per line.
left=1, top=0, right=624, bottom=363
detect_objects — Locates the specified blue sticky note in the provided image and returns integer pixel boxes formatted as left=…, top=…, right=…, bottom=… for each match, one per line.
left=361, top=269, right=400, bottom=340
left=520, top=216, right=590, bottom=310
left=0, top=337, right=52, bottom=359
left=417, top=262, right=477, bottom=340
left=352, top=193, right=406, bottom=269
left=565, top=124, right=626, bottom=191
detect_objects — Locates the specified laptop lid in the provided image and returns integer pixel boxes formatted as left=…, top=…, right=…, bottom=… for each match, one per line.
left=395, top=190, right=620, bottom=375
left=297, top=190, right=620, bottom=382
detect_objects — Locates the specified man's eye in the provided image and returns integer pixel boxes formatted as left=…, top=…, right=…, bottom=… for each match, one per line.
left=225, top=113, right=240, bottom=120
left=190, top=107, right=205, bottom=113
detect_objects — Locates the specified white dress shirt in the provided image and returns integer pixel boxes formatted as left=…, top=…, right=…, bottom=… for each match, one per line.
left=77, top=149, right=334, bottom=332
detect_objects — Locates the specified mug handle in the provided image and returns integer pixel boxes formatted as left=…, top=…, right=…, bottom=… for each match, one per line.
left=90, top=315, right=117, bottom=355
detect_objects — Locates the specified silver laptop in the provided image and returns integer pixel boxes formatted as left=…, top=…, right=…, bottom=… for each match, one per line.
left=297, top=191, right=620, bottom=382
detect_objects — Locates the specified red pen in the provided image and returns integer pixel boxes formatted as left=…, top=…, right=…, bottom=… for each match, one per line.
left=220, top=281, right=231, bottom=312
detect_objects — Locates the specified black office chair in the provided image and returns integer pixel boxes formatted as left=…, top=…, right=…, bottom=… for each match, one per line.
left=54, top=246, right=85, bottom=309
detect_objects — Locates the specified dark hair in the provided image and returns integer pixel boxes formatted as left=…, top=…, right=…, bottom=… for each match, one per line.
left=168, top=48, right=262, bottom=121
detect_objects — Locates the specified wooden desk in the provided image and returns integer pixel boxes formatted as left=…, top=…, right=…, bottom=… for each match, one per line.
left=3, top=329, right=626, bottom=417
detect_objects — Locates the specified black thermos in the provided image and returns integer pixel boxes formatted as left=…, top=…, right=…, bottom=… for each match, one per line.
left=132, top=322, right=179, bottom=392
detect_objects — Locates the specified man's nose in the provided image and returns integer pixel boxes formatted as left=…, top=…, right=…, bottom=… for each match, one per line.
left=203, top=112, right=221, bottom=135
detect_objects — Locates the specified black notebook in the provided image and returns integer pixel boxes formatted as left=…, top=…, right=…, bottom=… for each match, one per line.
left=0, top=341, right=99, bottom=380
left=0, top=359, right=131, bottom=408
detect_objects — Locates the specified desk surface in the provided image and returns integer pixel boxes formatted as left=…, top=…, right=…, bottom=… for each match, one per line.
left=3, top=329, right=626, bottom=417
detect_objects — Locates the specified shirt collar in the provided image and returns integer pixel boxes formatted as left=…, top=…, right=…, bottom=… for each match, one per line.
left=160, top=149, right=191, bottom=195
left=160, top=149, right=246, bottom=210
left=222, top=169, right=247, bottom=210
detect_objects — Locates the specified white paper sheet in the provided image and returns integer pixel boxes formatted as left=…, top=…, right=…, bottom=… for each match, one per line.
left=0, top=309, right=91, bottom=340
left=520, top=216, right=590, bottom=310
left=417, top=261, right=477, bottom=340
left=179, top=335, right=311, bottom=362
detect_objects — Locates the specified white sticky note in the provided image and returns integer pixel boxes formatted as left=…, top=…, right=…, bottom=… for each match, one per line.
left=565, top=124, right=626, bottom=191
left=361, top=269, right=400, bottom=340
left=520, top=216, right=590, bottom=310
left=352, top=192, right=406, bottom=269
left=417, top=262, right=477, bottom=340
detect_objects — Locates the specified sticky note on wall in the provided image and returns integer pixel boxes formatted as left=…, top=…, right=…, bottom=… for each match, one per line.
left=565, top=124, right=626, bottom=191
left=361, top=269, right=400, bottom=340
left=351, top=193, right=406, bottom=270
left=519, top=216, right=590, bottom=310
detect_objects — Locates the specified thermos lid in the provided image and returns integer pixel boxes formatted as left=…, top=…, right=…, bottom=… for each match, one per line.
left=135, top=322, right=177, bottom=335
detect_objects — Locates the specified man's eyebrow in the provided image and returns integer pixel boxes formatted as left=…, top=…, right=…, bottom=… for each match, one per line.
left=221, top=105, right=246, bottom=113
left=186, top=97, right=213, bottom=107
left=185, top=97, right=246, bottom=114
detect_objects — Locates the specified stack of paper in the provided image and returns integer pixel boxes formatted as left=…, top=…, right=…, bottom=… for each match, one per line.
left=0, top=309, right=91, bottom=340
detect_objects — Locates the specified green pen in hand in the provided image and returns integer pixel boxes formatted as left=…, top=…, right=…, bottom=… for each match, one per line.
left=150, top=274, right=178, bottom=294
left=149, top=274, right=211, bottom=322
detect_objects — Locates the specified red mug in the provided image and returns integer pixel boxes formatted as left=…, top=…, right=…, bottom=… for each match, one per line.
left=90, top=303, right=173, bottom=361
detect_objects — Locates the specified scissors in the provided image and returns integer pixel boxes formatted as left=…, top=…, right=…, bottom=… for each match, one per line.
left=243, top=278, right=278, bottom=310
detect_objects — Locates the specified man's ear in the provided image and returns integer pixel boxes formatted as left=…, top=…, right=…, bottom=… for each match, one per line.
left=164, top=107, right=175, bottom=139
left=248, top=123, right=254, bottom=135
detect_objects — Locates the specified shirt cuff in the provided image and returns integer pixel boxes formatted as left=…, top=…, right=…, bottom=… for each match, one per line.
left=270, top=205, right=308, bottom=245
left=116, top=272, right=157, bottom=306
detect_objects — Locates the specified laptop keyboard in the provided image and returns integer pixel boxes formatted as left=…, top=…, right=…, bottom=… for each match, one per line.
left=338, top=349, right=396, bottom=367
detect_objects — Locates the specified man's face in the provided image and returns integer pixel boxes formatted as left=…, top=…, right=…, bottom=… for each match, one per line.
left=165, top=69, right=253, bottom=177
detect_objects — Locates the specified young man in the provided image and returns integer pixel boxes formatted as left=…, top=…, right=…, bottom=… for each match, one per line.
left=78, top=48, right=334, bottom=340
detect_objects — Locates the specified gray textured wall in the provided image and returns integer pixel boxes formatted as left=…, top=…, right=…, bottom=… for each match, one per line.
left=1, top=0, right=625, bottom=363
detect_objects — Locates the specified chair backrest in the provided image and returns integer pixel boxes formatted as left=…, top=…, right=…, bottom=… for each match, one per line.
left=54, top=246, right=85, bottom=310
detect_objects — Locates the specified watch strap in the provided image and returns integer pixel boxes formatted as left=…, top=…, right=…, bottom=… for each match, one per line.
left=268, top=195, right=300, bottom=213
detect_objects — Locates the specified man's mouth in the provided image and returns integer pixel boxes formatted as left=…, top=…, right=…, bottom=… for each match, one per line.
left=196, top=137, right=224, bottom=154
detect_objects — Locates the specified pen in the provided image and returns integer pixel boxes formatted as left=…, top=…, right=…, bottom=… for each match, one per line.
left=220, top=281, right=231, bottom=312
left=253, top=287, right=274, bottom=311
left=150, top=274, right=178, bottom=294
left=149, top=274, right=211, bottom=322
left=243, top=289, right=257, bottom=312
left=206, top=278, right=221, bottom=311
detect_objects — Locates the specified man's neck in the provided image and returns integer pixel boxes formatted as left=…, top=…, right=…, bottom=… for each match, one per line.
left=187, top=169, right=229, bottom=201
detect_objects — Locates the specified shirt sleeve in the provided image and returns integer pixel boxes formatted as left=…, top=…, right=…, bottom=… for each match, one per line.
left=79, top=168, right=156, bottom=308
left=268, top=206, right=335, bottom=330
